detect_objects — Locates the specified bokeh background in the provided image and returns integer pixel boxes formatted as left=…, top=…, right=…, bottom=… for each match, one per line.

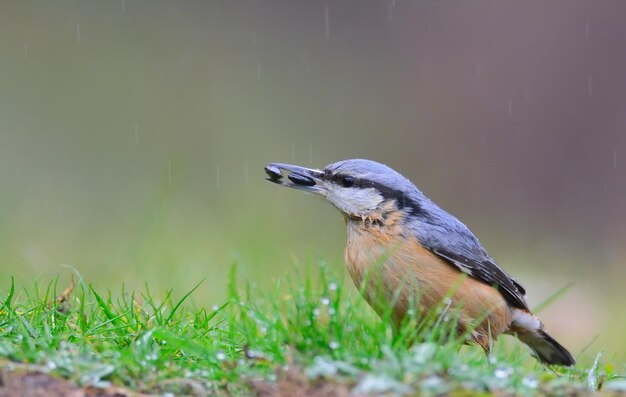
left=1, top=1, right=625, bottom=363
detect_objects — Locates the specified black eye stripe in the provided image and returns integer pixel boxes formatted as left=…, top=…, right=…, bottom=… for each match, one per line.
left=329, top=173, right=372, bottom=189
left=341, top=175, right=355, bottom=187
left=329, top=173, right=347, bottom=184
left=324, top=172, right=423, bottom=215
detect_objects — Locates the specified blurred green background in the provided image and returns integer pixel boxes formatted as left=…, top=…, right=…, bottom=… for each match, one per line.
left=1, top=1, right=625, bottom=363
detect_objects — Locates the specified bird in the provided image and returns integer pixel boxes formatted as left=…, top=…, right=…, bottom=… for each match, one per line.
left=264, top=159, right=575, bottom=366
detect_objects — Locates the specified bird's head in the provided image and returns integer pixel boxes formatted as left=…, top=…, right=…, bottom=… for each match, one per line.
left=265, top=159, right=425, bottom=221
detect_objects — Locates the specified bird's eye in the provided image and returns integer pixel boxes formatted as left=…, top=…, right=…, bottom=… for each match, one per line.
left=341, top=175, right=355, bottom=188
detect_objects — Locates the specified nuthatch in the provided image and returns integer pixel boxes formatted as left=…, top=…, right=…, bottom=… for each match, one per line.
left=265, top=159, right=575, bottom=366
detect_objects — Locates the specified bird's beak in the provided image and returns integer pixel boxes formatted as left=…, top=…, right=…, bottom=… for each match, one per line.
left=264, top=162, right=326, bottom=194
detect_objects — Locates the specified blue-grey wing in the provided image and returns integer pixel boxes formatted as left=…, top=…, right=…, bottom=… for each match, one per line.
left=409, top=212, right=529, bottom=311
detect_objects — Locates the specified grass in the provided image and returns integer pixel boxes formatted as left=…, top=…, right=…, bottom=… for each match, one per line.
left=0, top=262, right=624, bottom=396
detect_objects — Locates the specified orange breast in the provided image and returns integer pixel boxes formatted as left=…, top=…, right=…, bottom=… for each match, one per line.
left=344, top=220, right=512, bottom=347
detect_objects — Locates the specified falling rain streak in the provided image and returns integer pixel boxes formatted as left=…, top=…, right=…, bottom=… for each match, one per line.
left=588, top=77, right=593, bottom=97
left=76, top=24, right=80, bottom=43
left=508, top=98, right=513, bottom=117
left=216, top=164, right=221, bottom=189
left=134, top=123, right=139, bottom=146
left=324, top=6, right=330, bottom=38
left=168, top=161, right=172, bottom=185
left=121, top=0, right=125, bottom=12
left=308, top=143, right=313, bottom=164
left=613, top=151, right=618, bottom=169
left=24, top=43, right=28, bottom=60
left=388, top=0, right=396, bottom=21
left=244, top=162, right=249, bottom=187
left=475, top=61, right=482, bottom=78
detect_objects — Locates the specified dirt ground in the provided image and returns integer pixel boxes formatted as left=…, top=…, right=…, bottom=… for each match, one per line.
left=2, top=366, right=625, bottom=397
left=0, top=367, right=354, bottom=397
left=249, top=367, right=353, bottom=397
left=0, top=365, right=362, bottom=397
left=0, top=369, right=149, bottom=397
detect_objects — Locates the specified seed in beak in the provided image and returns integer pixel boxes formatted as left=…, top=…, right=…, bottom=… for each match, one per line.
left=288, top=172, right=316, bottom=186
left=265, top=165, right=283, bottom=181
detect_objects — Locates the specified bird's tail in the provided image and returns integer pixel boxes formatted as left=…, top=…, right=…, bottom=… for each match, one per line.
left=510, top=309, right=575, bottom=366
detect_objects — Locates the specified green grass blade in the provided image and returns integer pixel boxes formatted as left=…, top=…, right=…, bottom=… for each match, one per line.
left=90, top=285, right=126, bottom=328
left=3, top=276, right=15, bottom=310
left=163, top=278, right=205, bottom=326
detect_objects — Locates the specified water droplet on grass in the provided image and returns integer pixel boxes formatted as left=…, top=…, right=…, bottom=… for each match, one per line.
left=355, top=374, right=412, bottom=395
left=420, top=376, right=448, bottom=395
left=494, top=367, right=513, bottom=379
left=306, top=356, right=337, bottom=377
left=412, top=343, right=437, bottom=364
left=522, top=376, right=538, bottom=388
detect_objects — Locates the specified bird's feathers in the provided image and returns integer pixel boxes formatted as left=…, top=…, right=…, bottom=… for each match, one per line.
left=327, top=159, right=530, bottom=311
left=511, top=309, right=576, bottom=366
left=407, top=202, right=529, bottom=311
left=267, top=158, right=574, bottom=365
left=430, top=247, right=528, bottom=310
